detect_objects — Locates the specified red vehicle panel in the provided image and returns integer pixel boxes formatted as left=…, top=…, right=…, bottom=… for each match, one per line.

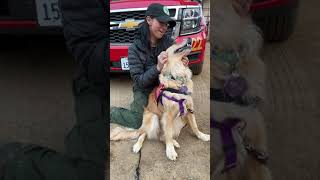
left=251, top=0, right=293, bottom=11
left=0, top=0, right=299, bottom=59
left=110, top=0, right=208, bottom=74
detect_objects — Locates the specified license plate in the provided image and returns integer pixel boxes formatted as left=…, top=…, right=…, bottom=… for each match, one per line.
left=121, top=57, right=130, bottom=70
left=35, top=0, right=62, bottom=26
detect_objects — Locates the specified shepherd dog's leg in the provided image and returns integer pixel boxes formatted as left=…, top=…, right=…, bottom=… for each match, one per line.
left=132, top=133, right=147, bottom=153
left=162, top=110, right=179, bottom=161
left=184, top=112, right=210, bottom=141
left=132, top=109, right=159, bottom=153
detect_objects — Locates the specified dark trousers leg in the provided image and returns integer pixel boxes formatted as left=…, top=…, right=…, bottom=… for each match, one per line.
left=110, top=90, right=148, bottom=129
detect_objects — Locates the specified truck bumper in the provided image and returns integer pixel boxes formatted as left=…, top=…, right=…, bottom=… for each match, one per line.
left=0, top=20, right=62, bottom=34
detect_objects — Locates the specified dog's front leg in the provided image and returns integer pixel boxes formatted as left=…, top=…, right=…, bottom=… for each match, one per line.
left=132, top=133, right=147, bottom=153
left=185, top=113, right=210, bottom=141
left=161, top=110, right=178, bottom=161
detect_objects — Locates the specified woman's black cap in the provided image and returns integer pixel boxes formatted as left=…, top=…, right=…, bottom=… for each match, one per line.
left=145, top=3, right=176, bottom=28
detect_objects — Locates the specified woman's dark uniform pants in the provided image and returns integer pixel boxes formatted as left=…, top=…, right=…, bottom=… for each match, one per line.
left=0, top=0, right=108, bottom=179
left=110, top=90, right=148, bottom=129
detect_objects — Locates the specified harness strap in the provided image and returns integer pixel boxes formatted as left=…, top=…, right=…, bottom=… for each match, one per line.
left=211, top=117, right=241, bottom=173
left=243, top=138, right=269, bottom=165
left=162, top=93, right=186, bottom=116
left=157, top=89, right=187, bottom=116
left=212, top=117, right=269, bottom=173
left=162, top=87, right=190, bottom=95
left=210, top=88, right=248, bottom=106
left=156, top=89, right=164, bottom=105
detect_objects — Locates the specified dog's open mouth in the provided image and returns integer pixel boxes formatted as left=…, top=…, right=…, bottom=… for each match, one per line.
left=174, top=38, right=192, bottom=54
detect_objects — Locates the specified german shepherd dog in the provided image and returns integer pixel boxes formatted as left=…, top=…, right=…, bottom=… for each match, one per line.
left=111, top=38, right=210, bottom=161
left=211, top=0, right=271, bottom=179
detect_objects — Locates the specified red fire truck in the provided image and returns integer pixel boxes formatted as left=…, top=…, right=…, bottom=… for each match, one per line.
left=110, top=0, right=208, bottom=74
left=0, top=0, right=299, bottom=74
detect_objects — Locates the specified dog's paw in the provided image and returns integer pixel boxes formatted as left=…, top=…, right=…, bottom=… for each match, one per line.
left=198, top=132, right=210, bottom=142
left=173, top=140, right=180, bottom=148
left=132, top=142, right=142, bottom=153
left=166, top=145, right=178, bottom=161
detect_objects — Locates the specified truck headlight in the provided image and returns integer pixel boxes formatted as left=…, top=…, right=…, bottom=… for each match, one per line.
left=171, top=22, right=181, bottom=39
left=180, top=7, right=202, bottom=35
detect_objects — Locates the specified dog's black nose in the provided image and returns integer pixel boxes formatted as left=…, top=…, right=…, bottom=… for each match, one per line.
left=186, top=38, right=192, bottom=47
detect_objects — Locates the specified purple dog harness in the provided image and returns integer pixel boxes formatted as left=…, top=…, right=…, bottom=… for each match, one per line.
left=156, top=86, right=191, bottom=116
left=211, top=117, right=269, bottom=173
left=211, top=117, right=241, bottom=173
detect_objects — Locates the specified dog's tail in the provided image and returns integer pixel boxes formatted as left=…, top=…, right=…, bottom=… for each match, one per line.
left=110, top=127, right=143, bottom=141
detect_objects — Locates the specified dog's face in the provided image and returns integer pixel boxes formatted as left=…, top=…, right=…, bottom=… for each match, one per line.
left=159, top=38, right=193, bottom=90
left=211, top=0, right=263, bottom=89
left=162, top=38, right=193, bottom=81
left=211, top=0, right=262, bottom=58
left=166, top=38, right=192, bottom=64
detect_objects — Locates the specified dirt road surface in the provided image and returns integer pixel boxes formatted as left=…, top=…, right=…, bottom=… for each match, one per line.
left=262, top=0, right=320, bottom=179
left=110, top=42, right=211, bottom=180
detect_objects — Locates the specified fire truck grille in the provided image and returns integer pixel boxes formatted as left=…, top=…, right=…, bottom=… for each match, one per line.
left=110, top=9, right=176, bottom=43
left=111, top=11, right=146, bottom=22
left=110, top=29, right=138, bottom=44
left=110, top=9, right=176, bottom=22
left=110, top=28, right=174, bottom=44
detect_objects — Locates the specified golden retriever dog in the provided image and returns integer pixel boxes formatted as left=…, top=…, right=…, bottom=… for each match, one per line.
left=111, top=38, right=210, bottom=161
left=211, top=0, right=271, bottom=179
left=211, top=0, right=266, bottom=106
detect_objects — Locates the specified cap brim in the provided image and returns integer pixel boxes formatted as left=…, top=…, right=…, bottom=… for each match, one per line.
left=156, top=16, right=176, bottom=28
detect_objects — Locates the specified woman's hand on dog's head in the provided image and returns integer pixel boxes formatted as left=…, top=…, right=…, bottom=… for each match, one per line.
left=157, top=52, right=188, bottom=72
left=182, top=56, right=189, bottom=67
left=157, top=51, right=168, bottom=71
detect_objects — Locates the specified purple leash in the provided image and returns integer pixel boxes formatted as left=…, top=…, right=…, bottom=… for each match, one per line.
left=211, top=117, right=241, bottom=173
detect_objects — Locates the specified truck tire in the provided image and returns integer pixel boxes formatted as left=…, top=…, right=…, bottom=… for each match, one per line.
left=190, top=63, right=203, bottom=75
left=255, top=3, right=299, bottom=42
